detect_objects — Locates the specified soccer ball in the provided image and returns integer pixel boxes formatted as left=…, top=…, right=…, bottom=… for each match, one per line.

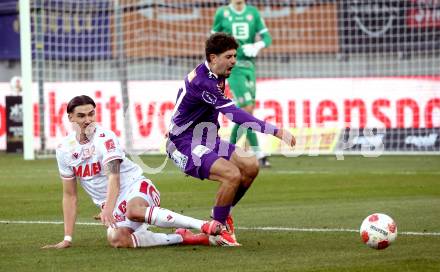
left=360, top=213, right=397, bottom=250
left=9, top=76, right=22, bottom=93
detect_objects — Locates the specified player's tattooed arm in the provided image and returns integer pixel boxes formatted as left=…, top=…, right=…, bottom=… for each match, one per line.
left=102, top=159, right=121, bottom=228
left=104, top=159, right=121, bottom=175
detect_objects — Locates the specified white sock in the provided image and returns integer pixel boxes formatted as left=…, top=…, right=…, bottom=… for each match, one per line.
left=131, top=227, right=183, bottom=248
left=145, top=206, right=204, bottom=230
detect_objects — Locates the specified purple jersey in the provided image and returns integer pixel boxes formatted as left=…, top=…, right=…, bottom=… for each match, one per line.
left=169, top=61, right=278, bottom=140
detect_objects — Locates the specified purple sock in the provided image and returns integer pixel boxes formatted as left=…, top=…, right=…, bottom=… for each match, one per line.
left=213, top=205, right=231, bottom=225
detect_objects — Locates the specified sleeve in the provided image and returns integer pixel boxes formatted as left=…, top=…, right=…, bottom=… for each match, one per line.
left=255, top=8, right=272, bottom=47
left=218, top=104, right=279, bottom=135
left=97, top=131, right=124, bottom=166
left=56, top=148, right=75, bottom=179
left=211, top=7, right=223, bottom=33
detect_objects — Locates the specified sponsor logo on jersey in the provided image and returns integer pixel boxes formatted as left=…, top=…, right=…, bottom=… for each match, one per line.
left=99, top=133, right=105, bottom=137
left=246, top=14, right=253, bottom=21
left=73, top=161, right=102, bottom=177
left=232, top=22, right=249, bottom=39
left=72, top=152, right=79, bottom=159
left=202, top=91, right=218, bottom=105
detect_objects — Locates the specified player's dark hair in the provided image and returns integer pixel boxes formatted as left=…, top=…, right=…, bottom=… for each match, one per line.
left=205, top=32, right=239, bottom=62
left=67, top=95, right=96, bottom=113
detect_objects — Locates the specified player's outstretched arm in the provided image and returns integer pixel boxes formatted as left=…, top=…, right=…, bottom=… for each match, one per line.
left=218, top=101, right=295, bottom=147
left=42, top=178, right=77, bottom=249
left=275, top=128, right=296, bottom=147
left=220, top=104, right=281, bottom=136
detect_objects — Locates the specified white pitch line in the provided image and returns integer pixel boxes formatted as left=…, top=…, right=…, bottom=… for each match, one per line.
left=238, top=226, right=440, bottom=236
left=0, top=220, right=100, bottom=226
left=1, top=220, right=439, bottom=236
left=272, top=170, right=440, bottom=175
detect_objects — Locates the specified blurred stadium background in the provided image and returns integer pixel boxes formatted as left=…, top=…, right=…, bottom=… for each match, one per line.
left=0, top=0, right=439, bottom=157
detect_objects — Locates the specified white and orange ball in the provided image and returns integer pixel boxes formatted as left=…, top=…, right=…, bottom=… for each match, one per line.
left=10, top=76, right=21, bottom=92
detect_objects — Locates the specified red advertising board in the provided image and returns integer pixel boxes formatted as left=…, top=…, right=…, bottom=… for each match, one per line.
left=0, top=77, right=439, bottom=152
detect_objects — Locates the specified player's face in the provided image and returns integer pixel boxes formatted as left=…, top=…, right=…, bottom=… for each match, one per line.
left=231, top=0, right=245, bottom=6
left=211, top=49, right=237, bottom=78
left=68, top=104, right=96, bottom=135
left=231, top=0, right=245, bottom=10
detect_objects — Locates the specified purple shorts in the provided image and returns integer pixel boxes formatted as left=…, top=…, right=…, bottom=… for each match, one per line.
left=167, top=135, right=236, bottom=180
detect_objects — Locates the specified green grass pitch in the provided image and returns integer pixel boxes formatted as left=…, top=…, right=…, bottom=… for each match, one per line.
left=0, top=154, right=439, bottom=272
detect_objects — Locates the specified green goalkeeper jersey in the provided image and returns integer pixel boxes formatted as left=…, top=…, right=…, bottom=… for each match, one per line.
left=211, top=4, right=272, bottom=66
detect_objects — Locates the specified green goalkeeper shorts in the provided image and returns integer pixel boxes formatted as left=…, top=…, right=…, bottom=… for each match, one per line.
left=228, top=66, right=256, bottom=108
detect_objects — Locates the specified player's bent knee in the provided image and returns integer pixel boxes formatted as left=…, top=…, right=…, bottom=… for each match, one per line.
left=125, top=208, right=144, bottom=222
left=125, top=198, right=148, bottom=222
left=211, top=159, right=241, bottom=187
left=241, top=157, right=259, bottom=178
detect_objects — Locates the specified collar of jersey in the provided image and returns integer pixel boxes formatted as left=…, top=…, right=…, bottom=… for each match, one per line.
left=204, top=61, right=219, bottom=79
left=228, top=3, right=247, bottom=15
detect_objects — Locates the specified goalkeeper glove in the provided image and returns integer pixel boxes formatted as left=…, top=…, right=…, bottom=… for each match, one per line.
left=242, top=41, right=265, bottom=57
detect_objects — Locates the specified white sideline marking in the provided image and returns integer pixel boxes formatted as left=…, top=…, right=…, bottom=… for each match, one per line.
left=162, top=170, right=440, bottom=175
left=2, top=170, right=440, bottom=179
left=0, top=220, right=100, bottom=226
left=1, top=220, right=439, bottom=236
left=238, top=226, right=440, bottom=236
left=272, top=170, right=440, bottom=175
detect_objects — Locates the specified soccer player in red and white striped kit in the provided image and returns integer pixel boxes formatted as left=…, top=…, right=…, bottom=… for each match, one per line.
left=43, top=95, right=227, bottom=249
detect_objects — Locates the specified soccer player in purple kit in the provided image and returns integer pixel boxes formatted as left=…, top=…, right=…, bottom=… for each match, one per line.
left=166, top=33, right=295, bottom=246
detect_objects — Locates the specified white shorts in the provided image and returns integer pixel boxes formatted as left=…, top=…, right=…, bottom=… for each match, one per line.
left=112, top=177, right=161, bottom=230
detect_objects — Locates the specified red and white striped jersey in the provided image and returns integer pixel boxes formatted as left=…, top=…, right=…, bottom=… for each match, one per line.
left=56, top=125, right=143, bottom=207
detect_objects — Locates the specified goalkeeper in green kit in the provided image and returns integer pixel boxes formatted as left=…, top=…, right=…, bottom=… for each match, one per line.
left=211, top=0, right=272, bottom=167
